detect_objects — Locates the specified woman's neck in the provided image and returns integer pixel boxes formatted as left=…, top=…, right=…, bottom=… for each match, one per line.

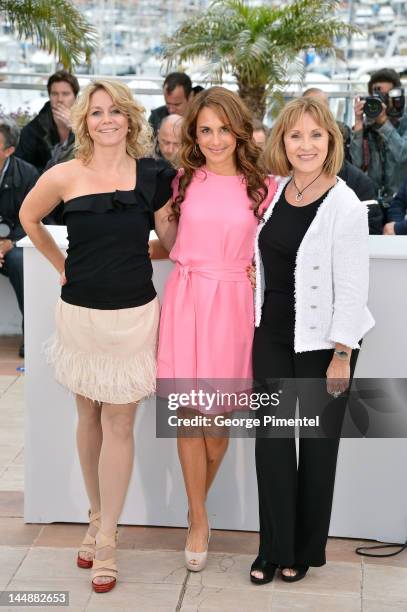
left=87, top=145, right=132, bottom=175
left=291, top=168, right=325, bottom=192
left=204, top=159, right=238, bottom=176
left=286, top=169, right=336, bottom=206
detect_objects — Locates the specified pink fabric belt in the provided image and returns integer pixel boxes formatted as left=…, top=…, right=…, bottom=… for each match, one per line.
left=175, top=261, right=250, bottom=283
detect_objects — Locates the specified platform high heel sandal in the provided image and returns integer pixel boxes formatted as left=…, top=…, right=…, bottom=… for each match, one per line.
left=91, top=531, right=118, bottom=593
left=77, top=510, right=101, bottom=569
left=185, top=521, right=211, bottom=572
left=281, top=564, right=309, bottom=583
left=250, top=556, right=278, bottom=585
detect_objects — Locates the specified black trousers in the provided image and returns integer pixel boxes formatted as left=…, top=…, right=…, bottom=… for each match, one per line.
left=253, top=325, right=359, bottom=567
left=1, top=246, right=24, bottom=320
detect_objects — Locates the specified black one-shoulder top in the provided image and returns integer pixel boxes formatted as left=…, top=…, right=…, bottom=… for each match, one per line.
left=61, top=157, right=176, bottom=310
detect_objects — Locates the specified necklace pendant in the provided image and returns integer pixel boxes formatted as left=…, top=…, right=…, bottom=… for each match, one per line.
left=295, top=192, right=303, bottom=202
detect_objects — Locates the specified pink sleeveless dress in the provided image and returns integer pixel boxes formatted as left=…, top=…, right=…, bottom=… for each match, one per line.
left=157, top=168, right=276, bottom=384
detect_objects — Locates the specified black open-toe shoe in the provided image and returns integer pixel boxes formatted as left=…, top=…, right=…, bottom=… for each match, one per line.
left=281, top=564, right=309, bottom=582
left=250, top=556, right=278, bottom=585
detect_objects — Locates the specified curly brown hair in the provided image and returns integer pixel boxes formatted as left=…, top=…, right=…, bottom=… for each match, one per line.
left=172, top=86, right=268, bottom=218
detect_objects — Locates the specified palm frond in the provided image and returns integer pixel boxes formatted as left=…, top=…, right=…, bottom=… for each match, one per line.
left=0, top=0, right=98, bottom=68
left=164, top=0, right=357, bottom=80
left=163, top=0, right=359, bottom=119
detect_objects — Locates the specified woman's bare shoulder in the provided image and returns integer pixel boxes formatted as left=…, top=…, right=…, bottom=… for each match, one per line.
left=37, top=159, right=86, bottom=195
left=44, top=158, right=83, bottom=180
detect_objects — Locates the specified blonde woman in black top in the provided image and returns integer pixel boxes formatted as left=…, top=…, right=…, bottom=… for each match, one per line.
left=20, top=80, right=176, bottom=593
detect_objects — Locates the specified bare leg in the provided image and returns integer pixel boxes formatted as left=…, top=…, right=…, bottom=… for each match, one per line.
left=177, top=435, right=209, bottom=553
left=76, top=395, right=102, bottom=561
left=178, top=421, right=229, bottom=555
left=204, top=436, right=229, bottom=494
left=93, top=401, right=138, bottom=585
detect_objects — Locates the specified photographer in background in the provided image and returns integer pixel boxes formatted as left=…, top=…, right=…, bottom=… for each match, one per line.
left=0, top=118, right=39, bottom=357
left=351, top=69, right=407, bottom=209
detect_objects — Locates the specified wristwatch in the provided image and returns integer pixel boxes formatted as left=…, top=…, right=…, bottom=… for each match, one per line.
left=334, top=350, right=349, bottom=361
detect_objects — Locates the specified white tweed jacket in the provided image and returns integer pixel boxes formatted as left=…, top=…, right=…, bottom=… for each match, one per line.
left=254, top=176, right=375, bottom=353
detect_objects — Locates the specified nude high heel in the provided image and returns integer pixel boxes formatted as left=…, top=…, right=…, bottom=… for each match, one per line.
left=92, top=531, right=118, bottom=593
left=185, top=519, right=211, bottom=572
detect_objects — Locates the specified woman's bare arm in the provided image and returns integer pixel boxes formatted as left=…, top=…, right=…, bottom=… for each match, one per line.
left=19, top=166, right=67, bottom=274
left=149, top=239, right=170, bottom=260
left=154, top=199, right=178, bottom=254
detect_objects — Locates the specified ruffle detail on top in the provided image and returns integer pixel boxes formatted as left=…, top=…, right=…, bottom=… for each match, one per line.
left=62, top=190, right=149, bottom=219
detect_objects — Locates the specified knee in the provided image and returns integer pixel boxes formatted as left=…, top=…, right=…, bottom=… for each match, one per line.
left=206, top=437, right=229, bottom=463
left=77, top=409, right=101, bottom=429
left=102, top=411, right=134, bottom=441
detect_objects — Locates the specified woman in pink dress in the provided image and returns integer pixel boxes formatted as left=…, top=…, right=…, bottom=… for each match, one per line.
left=157, top=87, right=276, bottom=571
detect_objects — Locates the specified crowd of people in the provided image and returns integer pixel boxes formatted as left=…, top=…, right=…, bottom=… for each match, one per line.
left=0, top=65, right=404, bottom=593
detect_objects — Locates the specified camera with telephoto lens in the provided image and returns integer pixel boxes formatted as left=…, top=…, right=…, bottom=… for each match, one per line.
left=361, top=87, right=405, bottom=120
left=0, top=215, right=13, bottom=238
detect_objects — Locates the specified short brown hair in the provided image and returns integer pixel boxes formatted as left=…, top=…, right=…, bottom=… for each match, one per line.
left=163, top=72, right=192, bottom=98
left=47, top=70, right=80, bottom=97
left=368, top=68, right=401, bottom=94
left=265, top=97, right=344, bottom=177
left=70, top=79, right=153, bottom=164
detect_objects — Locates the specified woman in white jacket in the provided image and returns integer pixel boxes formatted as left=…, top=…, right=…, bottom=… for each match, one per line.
left=250, top=97, right=374, bottom=585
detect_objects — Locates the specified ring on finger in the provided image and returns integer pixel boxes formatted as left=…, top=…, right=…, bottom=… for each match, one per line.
left=329, top=390, right=341, bottom=398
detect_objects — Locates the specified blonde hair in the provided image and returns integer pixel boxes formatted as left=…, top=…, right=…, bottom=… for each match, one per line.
left=70, top=79, right=153, bottom=164
left=265, top=97, right=344, bottom=177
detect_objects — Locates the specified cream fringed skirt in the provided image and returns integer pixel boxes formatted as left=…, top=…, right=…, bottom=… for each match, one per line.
left=45, top=297, right=160, bottom=404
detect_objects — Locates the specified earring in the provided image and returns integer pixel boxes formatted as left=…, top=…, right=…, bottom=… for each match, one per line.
left=193, top=143, right=200, bottom=157
left=128, top=127, right=131, bottom=133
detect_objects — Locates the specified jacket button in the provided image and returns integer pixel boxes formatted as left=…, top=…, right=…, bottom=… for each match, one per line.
left=313, top=265, right=319, bottom=270
left=311, top=285, right=318, bottom=289
left=309, top=326, right=317, bottom=329
left=310, top=305, right=317, bottom=309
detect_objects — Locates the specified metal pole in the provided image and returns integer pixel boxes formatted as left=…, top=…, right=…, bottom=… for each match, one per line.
left=346, top=0, right=355, bottom=62
left=345, top=0, right=355, bottom=126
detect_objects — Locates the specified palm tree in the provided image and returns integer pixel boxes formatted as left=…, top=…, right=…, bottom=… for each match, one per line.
left=163, top=0, right=357, bottom=120
left=0, top=0, right=97, bottom=69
